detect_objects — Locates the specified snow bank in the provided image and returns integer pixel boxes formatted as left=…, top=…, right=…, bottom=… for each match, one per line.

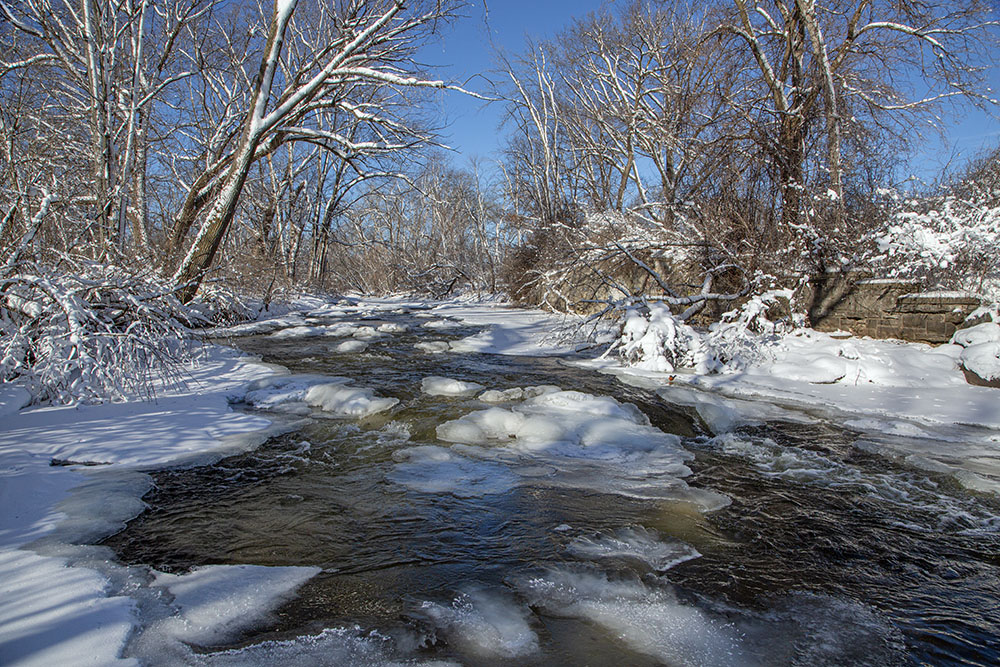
left=952, top=322, right=1000, bottom=381
left=420, top=376, right=484, bottom=397
left=961, top=344, right=1000, bottom=381
left=417, top=589, right=539, bottom=659
left=953, top=322, right=1000, bottom=347
left=0, top=344, right=281, bottom=666
left=0, top=549, right=135, bottom=666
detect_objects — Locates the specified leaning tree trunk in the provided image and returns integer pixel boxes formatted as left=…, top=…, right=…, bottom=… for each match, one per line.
left=172, top=137, right=258, bottom=303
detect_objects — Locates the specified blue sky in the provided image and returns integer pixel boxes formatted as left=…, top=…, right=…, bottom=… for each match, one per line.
left=421, top=0, right=999, bottom=180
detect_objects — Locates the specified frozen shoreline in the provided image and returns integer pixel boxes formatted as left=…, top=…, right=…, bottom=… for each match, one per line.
left=1, top=294, right=998, bottom=665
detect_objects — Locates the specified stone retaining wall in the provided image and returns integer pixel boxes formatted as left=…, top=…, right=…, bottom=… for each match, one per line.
left=802, top=276, right=981, bottom=344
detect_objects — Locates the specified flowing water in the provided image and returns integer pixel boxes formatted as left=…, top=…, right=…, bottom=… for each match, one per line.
left=102, top=308, right=1000, bottom=666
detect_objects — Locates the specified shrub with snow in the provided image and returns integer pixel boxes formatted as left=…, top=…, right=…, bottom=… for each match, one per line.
left=611, top=291, right=798, bottom=375
left=872, top=163, right=1000, bottom=301
left=1, top=259, right=208, bottom=404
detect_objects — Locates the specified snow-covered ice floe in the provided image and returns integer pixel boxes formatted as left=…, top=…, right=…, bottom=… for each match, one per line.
left=390, top=388, right=728, bottom=510
left=333, top=339, right=368, bottom=354
left=420, top=376, right=484, bottom=397
left=240, top=373, right=397, bottom=418
left=421, top=318, right=463, bottom=330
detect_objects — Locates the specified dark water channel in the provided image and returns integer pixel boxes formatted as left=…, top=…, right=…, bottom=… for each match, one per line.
left=103, top=309, right=1000, bottom=666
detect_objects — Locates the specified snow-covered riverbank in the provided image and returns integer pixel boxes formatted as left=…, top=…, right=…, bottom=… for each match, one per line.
left=2, top=295, right=998, bottom=665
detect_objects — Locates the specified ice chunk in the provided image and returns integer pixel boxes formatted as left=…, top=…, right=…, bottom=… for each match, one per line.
left=415, top=341, right=451, bottom=354
left=437, top=407, right=525, bottom=444
left=516, top=568, right=749, bottom=667
left=269, top=323, right=359, bottom=339
left=150, top=565, right=320, bottom=646
left=305, top=383, right=398, bottom=417
left=377, top=322, right=409, bottom=333
left=417, top=589, right=539, bottom=659
left=524, top=390, right=649, bottom=425
left=333, top=340, right=368, bottom=354
left=241, top=374, right=351, bottom=411
left=523, top=384, right=561, bottom=398
left=351, top=326, right=382, bottom=339
left=422, top=319, right=462, bottom=330
left=269, top=325, right=324, bottom=339
left=567, top=526, right=701, bottom=571
left=421, top=376, right=485, bottom=397
left=478, top=387, right=525, bottom=403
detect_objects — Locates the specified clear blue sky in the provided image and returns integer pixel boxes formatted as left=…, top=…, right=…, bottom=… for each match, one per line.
left=421, top=0, right=1000, bottom=180
left=419, top=0, right=607, bottom=164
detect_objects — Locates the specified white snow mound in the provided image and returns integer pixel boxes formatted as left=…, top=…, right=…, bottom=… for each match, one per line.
left=333, top=340, right=368, bottom=354
left=421, top=376, right=485, bottom=397
left=961, top=342, right=1000, bottom=381
left=305, top=383, right=398, bottom=417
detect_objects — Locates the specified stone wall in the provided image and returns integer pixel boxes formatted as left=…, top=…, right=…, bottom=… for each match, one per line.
left=802, top=276, right=981, bottom=344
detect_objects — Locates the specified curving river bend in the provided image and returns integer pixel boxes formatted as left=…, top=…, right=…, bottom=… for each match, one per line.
left=103, top=307, right=1000, bottom=666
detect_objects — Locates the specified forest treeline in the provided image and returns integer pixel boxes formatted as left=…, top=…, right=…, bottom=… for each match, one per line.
left=1, top=0, right=998, bottom=401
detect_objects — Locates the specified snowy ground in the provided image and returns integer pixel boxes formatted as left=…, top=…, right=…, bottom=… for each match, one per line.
left=1, top=294, right=998, bottom=665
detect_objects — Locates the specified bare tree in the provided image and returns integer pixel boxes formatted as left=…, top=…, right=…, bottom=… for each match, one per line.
left=170, top=0, right=466, bottom=301
left=713, top=0, right=998, bottom=261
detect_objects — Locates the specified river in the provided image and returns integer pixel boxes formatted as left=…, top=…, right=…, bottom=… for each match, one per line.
left=102, top=307, right=1000, bottom=666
